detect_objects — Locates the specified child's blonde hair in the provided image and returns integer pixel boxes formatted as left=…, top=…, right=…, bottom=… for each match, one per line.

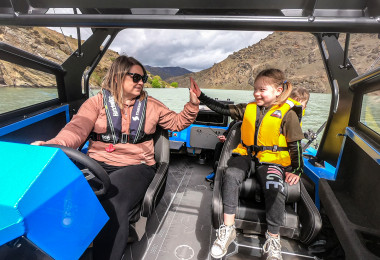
left=255, top=68, right=292, bottom=105
left=102, top=55, right=147, bottom=108
left=290, top=87, right=310, bottom=105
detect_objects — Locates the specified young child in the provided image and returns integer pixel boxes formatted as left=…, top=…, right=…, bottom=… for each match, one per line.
left=290, top=87, right=310, bottom=126
left=191, top=69, right=304, bottom=260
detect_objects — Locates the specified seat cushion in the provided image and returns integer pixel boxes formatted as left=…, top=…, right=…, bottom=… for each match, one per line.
left=235, top=199, right=300, bottom=239
left=240, top=177, right=301, bottom=203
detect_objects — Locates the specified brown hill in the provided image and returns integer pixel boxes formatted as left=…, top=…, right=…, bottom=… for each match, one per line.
left=0, top=26, right=172, bottom=88
left=168, top=32, right=379, bottom=93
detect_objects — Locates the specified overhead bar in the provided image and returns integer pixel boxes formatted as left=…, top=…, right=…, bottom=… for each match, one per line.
left=0, top=14, right=379, bottom=33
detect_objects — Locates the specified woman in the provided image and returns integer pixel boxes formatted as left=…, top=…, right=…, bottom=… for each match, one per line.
left=32, top=55, right=200, bottom=259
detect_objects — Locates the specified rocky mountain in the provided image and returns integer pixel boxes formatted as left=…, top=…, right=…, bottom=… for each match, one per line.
left=168, top=32, right=379, bottom=93
left=0, top=26, right=173, bottom=88
left=1, top=27, right=378, bottom=93
left=144, top=65, right=192, bottom=80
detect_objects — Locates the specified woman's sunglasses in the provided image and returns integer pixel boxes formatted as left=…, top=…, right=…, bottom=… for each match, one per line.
left=127, top=72, right=148, bottom=83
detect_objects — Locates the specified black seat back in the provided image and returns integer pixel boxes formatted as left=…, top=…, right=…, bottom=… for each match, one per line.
left=128, top=126, right=170, bottom=242
left=212, top=122, right=321, bottom=244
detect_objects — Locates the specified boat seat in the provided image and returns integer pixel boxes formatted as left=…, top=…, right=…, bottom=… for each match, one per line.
left=212, top=122, right=322, bottom=244
left=127, top=125, right=170, bottom=242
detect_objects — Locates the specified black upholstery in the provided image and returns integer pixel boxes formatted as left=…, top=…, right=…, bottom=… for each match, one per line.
left=128, top=126, right=170, bottom=242
left=212, top=122, right=322, bottom=244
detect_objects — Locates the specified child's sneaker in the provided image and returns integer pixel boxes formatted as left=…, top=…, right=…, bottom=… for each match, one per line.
left=205, top=172, right=215, bottom=182
left=210, top=224, right=236, bottom=259
left=262, top=231, right=282, bottom=260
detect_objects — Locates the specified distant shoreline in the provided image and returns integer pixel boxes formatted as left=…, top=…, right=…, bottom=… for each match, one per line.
left=0, top=85, right=57, bottom=88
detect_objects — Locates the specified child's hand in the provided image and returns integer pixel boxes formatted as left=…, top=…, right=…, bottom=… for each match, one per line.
left=285, top=172, right=300, bottom=185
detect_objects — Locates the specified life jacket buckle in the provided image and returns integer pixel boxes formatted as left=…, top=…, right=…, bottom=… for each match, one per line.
left=272, top=145, right=278, bottom=152
left=121, top=133, right=128, bottom=144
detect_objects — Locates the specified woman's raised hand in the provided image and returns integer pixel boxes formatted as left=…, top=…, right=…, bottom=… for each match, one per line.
left=189, top=77, right=200, bottom=105
left=190, top=77, right=201, bottom=97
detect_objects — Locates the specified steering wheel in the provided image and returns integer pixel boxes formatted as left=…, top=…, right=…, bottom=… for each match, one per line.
left=42, top=144, right=111, bottom=197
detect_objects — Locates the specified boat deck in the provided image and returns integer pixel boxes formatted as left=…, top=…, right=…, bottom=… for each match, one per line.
left=124, top=154, right=316, bottom=260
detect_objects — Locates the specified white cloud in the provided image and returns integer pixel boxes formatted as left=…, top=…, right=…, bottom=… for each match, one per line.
left=46, top=8, right=271, bottom=72
left=111, top=29, right=271, bottom=71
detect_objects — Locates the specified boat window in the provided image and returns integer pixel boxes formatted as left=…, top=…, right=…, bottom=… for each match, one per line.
left=339, top=33, right=380, bottom=75
left=0, top=26, right=80, bottom=64
left=0, top=60, right=58, bottom=114
left=360, top=90, right=380, bottom=134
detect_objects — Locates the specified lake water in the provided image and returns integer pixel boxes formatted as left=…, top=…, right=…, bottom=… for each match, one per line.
left=145, top=88, right=330, bottom=134
left=0, top=87, right=330, bottom=135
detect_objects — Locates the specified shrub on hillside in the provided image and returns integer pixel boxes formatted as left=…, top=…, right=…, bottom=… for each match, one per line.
left=151, top=78, right=161, bottom=88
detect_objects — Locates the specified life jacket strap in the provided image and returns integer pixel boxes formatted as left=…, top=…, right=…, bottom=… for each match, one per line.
left=243, top=143, right=289, bottom=153
left=89, top=132, right=153, bottom=144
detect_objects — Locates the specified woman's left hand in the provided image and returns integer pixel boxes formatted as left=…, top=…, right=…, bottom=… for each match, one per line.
left=285, top=172, right=300, bottom=185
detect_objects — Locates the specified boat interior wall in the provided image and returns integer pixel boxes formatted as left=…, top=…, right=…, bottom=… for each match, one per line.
left=212, top=122, right=322, bottom=244
left=314, top=34, right=358, bottom=167
left=319, top=72, right=380, bottom=259
left=0, top=105, right=68, bottom=144
left=319, top=128, right=380, bottom=259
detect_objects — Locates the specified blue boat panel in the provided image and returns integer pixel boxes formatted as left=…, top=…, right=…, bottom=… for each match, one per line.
left=25, top=173, right=108, bottom=260
left=0, top=206, right=24, bottom=246
left=303, top=146, right=336, bottom=209
left=0, top=141, right=109, bottom=260
left=0, top=142, right=59, bottom=206
left=169, top=128, right=189, bottom=143
left=170, top=124, right=228, bottom=149
left=0, top=105, right=69, bottom=137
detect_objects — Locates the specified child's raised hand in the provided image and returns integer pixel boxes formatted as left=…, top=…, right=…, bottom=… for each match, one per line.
left=285, top=172, right=300, bottom=185
left=190, top=77, right=201, bottom=97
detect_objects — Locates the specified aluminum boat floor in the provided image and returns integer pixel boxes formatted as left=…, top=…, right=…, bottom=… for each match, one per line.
left=124, top=154, right=317, bottom=260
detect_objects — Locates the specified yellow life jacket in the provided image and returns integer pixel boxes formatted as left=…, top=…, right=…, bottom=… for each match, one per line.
left=232, top=98, right=302, bottom=167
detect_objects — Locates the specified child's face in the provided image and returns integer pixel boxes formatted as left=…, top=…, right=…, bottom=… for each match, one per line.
left=253, top=76, right=282, bottom=107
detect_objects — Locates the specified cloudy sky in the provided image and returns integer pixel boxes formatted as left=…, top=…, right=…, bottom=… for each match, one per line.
left=48, top=10, right=271, bottom=72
